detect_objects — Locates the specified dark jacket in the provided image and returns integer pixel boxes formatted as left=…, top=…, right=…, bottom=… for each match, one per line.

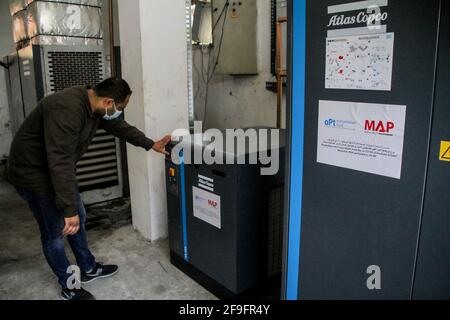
left=7, top=85, right=154, bottom=218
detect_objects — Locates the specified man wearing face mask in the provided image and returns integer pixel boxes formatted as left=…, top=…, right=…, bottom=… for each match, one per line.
left=7, top=78, right=172, bottom=300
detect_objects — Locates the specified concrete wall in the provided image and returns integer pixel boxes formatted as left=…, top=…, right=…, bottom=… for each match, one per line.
left=193, top=0, right=286, bottom=130
left=0, top=1, right=15, bottom=159
left=118, top=0, right=190, bottom=241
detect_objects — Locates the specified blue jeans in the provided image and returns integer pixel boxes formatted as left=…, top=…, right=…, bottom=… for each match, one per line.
left=15, top=187, right=97, bottom=289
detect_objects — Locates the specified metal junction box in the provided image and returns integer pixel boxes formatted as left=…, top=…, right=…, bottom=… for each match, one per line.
left=212, top=0, right=258, bottom=75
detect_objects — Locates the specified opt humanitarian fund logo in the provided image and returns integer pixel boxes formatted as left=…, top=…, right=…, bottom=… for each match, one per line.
left=324, top=118, right=357, bottom=130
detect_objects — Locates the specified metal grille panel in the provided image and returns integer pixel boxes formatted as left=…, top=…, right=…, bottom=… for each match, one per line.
left=267, top=185, right=284, bottom=277
left=47, top=51, right=103, bottom=91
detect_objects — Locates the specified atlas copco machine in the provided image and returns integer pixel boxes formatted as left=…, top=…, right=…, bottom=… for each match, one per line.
left=165, top=129, right=285, bottom=299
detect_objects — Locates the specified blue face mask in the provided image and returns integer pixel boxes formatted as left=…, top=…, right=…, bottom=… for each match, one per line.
left=103, top=102, right=123, bottom=121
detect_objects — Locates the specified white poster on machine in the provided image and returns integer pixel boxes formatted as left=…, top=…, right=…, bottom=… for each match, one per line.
left=192, top=186, right=221, bottom=229
left=325, top=33, right=395, bottom=91
left=317, top=100, right=406, bottom=179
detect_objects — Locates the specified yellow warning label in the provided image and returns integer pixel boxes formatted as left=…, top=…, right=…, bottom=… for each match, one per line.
left=439, top=141, right=450, bottom=162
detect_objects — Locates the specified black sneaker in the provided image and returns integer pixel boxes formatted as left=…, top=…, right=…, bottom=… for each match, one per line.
left=61, top=288, right=96, bottom=301
left=81, top=263, right=119, bottom=284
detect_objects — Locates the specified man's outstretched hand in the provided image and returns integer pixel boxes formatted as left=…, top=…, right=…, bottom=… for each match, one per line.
left=152, top=135, right=172, bottom=156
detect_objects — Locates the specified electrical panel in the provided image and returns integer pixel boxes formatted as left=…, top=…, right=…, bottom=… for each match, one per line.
left=212, top=0, right=258, bottom=75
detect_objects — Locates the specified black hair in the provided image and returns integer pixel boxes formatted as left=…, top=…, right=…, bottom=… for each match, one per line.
left=94, top=78, right=132, bottom=104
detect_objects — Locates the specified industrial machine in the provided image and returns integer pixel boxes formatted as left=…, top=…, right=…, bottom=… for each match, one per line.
left=284, top=0, right=450, bottom=300
left=166, top=129, right=285, bottom=299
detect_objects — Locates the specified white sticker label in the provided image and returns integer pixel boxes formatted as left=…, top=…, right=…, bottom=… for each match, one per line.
left=193, top=186, right=221, bottom=229
left=198, top=174, right=214, bottom=192
left=198, top=174, right=214, bottom=183
left=325, top=33, right=394, bottom=91
left=317, top=100, right=406, bottom=179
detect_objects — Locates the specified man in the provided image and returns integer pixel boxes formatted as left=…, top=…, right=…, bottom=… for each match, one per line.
left=7, top=78, right=172, bottom=300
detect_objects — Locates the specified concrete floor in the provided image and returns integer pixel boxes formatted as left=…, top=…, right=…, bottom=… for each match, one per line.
left=0, top=166, right=216, bottom=300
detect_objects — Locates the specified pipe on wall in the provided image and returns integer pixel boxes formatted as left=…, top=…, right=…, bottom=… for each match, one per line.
left=109, top=0, right=116, bottom=78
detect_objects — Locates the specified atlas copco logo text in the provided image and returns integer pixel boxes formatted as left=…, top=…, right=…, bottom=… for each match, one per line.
left=327, top=11, right=388, bottom=27
left=365, top=120, right=395, bottom=134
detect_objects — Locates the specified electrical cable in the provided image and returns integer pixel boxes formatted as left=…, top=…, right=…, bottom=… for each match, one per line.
left=200, top=45, right=210, bottom=84
left=212, top=1, right=228, bottom=31
left=207, top=9, right=227, bottom=83
left=194, top=44, right=211, bottom=121
left=207, top=2, right=229, bottom=79
left=193, top=49, right=202, bottom=101
left=190, top=1, right=229, bottom=123
left=196, top=1, right=227, bottom=85
left=203, top=1, right=229, bottom=125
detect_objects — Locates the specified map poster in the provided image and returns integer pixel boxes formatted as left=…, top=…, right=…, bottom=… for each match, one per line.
left=317, top=100, right=406, bottom=179
left=325, top=33, right=394, bottom=91
left=193, top=186, right=221, bottom=229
